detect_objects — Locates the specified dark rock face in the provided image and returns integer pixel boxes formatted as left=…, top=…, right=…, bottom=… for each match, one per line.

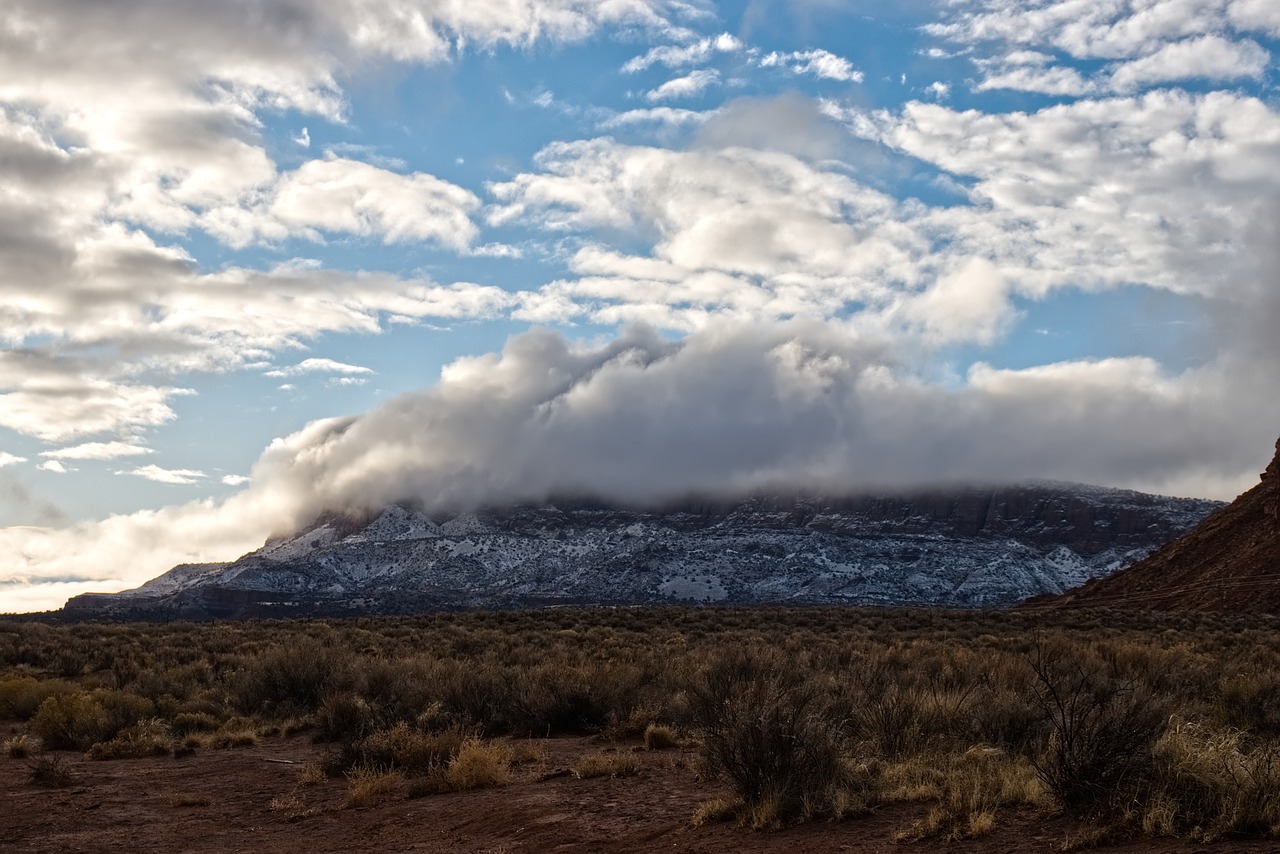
left=64, top=482, right=1219, bottom=620
left=1047, top=436, right=1280, bottom=612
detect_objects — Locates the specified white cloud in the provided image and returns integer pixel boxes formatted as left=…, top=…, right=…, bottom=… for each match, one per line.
left=221, top=474, right=251, bottom=486
left=0, top=453, right=28, bottom=468
left=1109, top=35, right=1269, bottom=92
left=40, top=441, right=154, bottom=461
left=5, top=316, right=1278, bottom=612
left=119, top=465, right=207, bottom=485
left=37, top=460, right=72, bottom=474
left=931, top=0, right=1275, bottom=95
left=975, top=64, right=1095, bottom=95
left=0, top=0, right=694, bottom=456
left=924, top=82, right=951, bottom=100
left=264, top=358, right=376, bottom=378
left=202, top=157, right=481, bottom=250
left=760, top=49, right=863, bottom=83
left=599, top=107, right=714, bottom=128
left=645, top=69, right=720, bottom=101
left=622, top=32, right=740, bottom=71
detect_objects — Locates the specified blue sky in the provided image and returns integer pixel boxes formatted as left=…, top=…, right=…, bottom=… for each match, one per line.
left=3, top=0, right=1280, bottom=611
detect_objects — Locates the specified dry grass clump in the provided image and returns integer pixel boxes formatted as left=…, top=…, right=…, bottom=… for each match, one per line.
left=345, top=764, right=407, bottom=807
left=1145, top=719, right=1280, bottom=840
left=894, top=749, right=1045, bottom=842
left=445, top=737, right=512, bottom=790
left=643, top=723, right=679, bottom=750
left=87, top=718, right=174, bottom=760
left=296, top=761, right=326, bottom=787
left=572, top=750, right=641, bottom=779
left=5, top=733, right=42, bottom=758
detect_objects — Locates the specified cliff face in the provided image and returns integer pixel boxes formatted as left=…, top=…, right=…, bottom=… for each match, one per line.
left=1047, top=437, right=1280, bottom=612
left=64, top=482, right=1218, bottom=620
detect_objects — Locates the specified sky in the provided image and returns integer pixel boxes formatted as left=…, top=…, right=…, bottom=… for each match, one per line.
left=2, top=0, right=1280, bottom=612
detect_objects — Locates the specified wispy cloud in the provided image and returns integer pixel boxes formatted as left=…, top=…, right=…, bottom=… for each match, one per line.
left=645, top=69, right=720, bottom=102
left=264, top=358, right=376, bottom=378
left=40, top=442, right=154, bottom=461
left=118, top=465, right=207, bottom=485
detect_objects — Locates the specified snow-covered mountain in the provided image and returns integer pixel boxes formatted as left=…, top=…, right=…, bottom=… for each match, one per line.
left=65, top=483, right=1220, bottom=618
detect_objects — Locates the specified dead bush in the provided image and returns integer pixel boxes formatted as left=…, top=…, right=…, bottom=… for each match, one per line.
left=1027, top=640, right=1170, bottom=822
left=688, top=649, right=873, bottom=828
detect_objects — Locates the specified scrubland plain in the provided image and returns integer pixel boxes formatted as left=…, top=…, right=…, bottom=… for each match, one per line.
left=3, top=606, right=1280, bottom=852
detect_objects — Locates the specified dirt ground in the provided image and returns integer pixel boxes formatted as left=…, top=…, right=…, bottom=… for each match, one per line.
left=3, top=728, right=1276, bottom=854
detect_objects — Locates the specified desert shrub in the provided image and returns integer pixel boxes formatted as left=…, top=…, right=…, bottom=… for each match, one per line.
left=87, top=718, right=174, bottom=760
left=314, top=692, right=375, bottom=743
left=687, top=649, right=872, bottom=828
left=855, top=684, right=930, bottom=759
left=434, top=661, right=516, bottom=732
left=30, top=689, right=155, bottom=751
left=0, top=677, right=78, bottom=720
left=1026, top=641, right=1170, bottom=822
left=967, top=685, right=1044, bottom=754
left=1147, top=720, right=1280, bottom=840
left=509, top=663, right=620, bottom=735
left=445, top=737, right=511, bottom=790
left=1214, top=671, right=1280, bottom=739
left=573, top=750, right=641, bottom=779
left=226, top=636, right=353, bottom=715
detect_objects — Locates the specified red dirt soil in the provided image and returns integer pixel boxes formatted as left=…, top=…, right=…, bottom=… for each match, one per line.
left=3, top=729, right=1274, bottom=853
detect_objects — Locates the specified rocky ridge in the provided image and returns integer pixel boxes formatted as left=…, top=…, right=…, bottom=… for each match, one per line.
left=64, top=482, right=1219, bottom=619
left=1046, top=436, right=1280, bottom=612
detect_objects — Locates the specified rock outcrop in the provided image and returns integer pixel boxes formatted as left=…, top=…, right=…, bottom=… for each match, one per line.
left=1045, top=436, right=1280, bottom=612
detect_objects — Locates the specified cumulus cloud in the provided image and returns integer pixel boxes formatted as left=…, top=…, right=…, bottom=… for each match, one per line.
left=37, top=460, right=73, bottom=474
left=201, top=157, right=482, bottom=250
left=0, top=453, right=28, bottom=468
left=930, top=0, right=1275, bottom=95
left=1109, top=35, right=1269, bottom=92
left=221, top=474, right=251, bottom=486
left=0, top=0, right=692, bottom=455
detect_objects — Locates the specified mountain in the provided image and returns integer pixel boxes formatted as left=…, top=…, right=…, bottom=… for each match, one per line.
left=62, top=482, right=1219, bottom=619
left=1043, top=437, right=1280, bottom=612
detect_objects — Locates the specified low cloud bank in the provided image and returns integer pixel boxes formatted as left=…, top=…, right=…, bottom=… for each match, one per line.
left=5, top=319, right=1276, bottom=613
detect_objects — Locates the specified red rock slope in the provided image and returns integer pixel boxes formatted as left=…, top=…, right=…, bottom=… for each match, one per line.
left=1043, top=437, right=1280, bottom=612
